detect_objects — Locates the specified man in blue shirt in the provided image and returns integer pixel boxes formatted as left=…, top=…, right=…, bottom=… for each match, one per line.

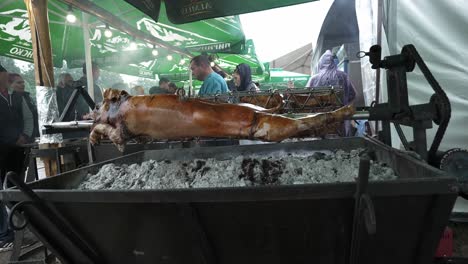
left=190, top=55, right=228, bottom=95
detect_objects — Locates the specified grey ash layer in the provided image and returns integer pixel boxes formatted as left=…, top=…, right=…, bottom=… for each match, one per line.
left=77, top=149, right=397, bottom=190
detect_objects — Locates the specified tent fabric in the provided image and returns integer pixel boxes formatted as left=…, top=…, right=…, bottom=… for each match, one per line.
left=362, top=0, right=468, bottom=151
left=125, top=0, right=318, bottom=24
left=355, top=0, right=380, bottom=107
left=356, top=0, right=468, bottom=213
left=311, top=0, right=359, bottom=75
left=269, top=43, right=313, bottom=75
left=261, top=69, right=310, bottom=89
left=379, top=0, right=468, bottom=214
left=0, top=0, right=250, bottom=77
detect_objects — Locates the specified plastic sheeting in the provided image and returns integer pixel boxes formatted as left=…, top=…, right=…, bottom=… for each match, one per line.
left=311, top=0, right=359, bottom=75
left=356, top=0, right=468, bottom=212
left=355, top=0, right=392, bottom=105
left=36, top=86, right=62, bottom=144
left=387, top=0, right=468, bottom=214
left=356, top=0, right=468, bottom=151
left=355, top=0, right=389, bottom=135
left=383, top=0, right=468, bottom=151
left=355, top=0, right=378, bottom=107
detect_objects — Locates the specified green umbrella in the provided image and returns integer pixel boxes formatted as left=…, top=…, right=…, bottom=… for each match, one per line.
left=261, top=68, right=310, bottom=89
left=109, top=39, right=265, bottom=81
left=0, top=0, right=247, bottom=70
left=125, top=0, right=318, bottom=24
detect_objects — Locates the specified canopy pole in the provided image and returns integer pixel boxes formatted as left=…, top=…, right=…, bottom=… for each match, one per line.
left=189, top=67, right=193, bottom=97
left=24, top=0, right=59, bottom=177
left=374, top=0, right=383, bottom=135
left=82, top=12, right=95, bottom=102
left=25, top=0, right=54, bottom=87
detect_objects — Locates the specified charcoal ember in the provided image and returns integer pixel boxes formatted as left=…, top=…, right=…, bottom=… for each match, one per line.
left=191, top=160, right=206, bottom=172
left=260, top=159, right=283, bottom=184
left=238, top=159, right=283, bottom=185
left=78, top=148, right=398, bottom=190
left=191, top=156, right=249, bottom=188
left=311, top=152, right=327, bottom=160
left=239, top=158, right=261, bottom=182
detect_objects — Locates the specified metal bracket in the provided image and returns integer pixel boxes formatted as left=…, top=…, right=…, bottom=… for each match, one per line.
left=361, top=44, right=451, bottom=165
left=5, top=172, right=102, bottom=264
left=349, top=152, right=377, bottom=264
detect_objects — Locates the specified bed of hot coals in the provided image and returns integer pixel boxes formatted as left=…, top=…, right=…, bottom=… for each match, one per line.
left=77, top=149, right=397, bottom=190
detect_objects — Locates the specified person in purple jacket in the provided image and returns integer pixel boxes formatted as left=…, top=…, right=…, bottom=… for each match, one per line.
left=307, top=50, right=357, bottom=136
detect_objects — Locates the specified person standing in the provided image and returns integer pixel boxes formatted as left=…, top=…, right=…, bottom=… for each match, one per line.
left=306, top=50, right=357, bottom=136
left=190, top=55, right=228, bottom=96
left=149, top=78, right=173, bottom=94
left=307, top=50, right=356, bottom=105
left=56, top=72, right=89, bottom=120
left=131, top=85, right=145, bottom=95
left=74, top=62, right=103, bottom=103
left=168, top=82, right=178, bottom=94
left=0, top=64, right=25, bottom=247
left=158, top=78, right=172, bottom=93
left=9, top=73, right=39, bottom=142
left=56, top=73, right=89, bottom=139
left=232, top=63, right=259, bottom=92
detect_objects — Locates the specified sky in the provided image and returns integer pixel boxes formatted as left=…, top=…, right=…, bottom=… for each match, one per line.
left=239, top=0, right=334, bottom=62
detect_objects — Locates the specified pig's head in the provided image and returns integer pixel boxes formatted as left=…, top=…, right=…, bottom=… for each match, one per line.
left=86, top=88, right=130, bottom=124
left=102, top=88, right=130, bottom=110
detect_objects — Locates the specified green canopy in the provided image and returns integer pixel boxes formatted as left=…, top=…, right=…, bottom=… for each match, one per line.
left=109, top=39, right=265, bottom=80
left=261, top=68, right=310, bottom=89
left=0, top=0, right=247, bottom=72
left=125, top=0, right=318, bottom=24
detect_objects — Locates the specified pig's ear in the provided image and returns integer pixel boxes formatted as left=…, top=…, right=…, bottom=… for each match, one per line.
left=102, top=88, right=113, bottom=100
left=102, top=88, right=121, bottom=102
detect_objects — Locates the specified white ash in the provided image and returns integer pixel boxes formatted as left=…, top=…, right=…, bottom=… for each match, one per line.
left=77, top=149, right=397, bottom=190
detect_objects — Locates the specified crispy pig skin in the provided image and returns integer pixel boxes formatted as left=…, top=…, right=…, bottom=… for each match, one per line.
left=89, top=89, right=354, bottom=151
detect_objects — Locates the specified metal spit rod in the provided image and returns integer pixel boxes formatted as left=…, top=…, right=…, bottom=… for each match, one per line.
left=350, top=111, right=370, bottom=120
left=45, top=112, right=371, bottom=130
left=44, top=120, right=94, bottom=129
left=287, top=111, right=370, bottom=120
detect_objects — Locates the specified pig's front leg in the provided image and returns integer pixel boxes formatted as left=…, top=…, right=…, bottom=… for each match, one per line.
left=90, top=124, right=126, bottom=152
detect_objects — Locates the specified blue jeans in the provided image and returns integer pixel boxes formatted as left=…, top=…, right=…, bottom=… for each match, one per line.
left=0, top=201, right=13, bottom=243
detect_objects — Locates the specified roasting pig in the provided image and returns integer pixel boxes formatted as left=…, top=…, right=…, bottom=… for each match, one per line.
left=88, top=89, right=355, bottom=151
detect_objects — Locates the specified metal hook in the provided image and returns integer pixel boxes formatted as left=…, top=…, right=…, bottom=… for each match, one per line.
left=356, top=51, right=368, bottom=59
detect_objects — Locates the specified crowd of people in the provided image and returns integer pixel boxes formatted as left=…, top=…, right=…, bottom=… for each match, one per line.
left=190, top=55, right=259, bottom=95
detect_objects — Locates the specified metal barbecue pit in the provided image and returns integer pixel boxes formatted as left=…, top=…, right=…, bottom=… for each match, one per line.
left=0, top=137, right=458, bottom=264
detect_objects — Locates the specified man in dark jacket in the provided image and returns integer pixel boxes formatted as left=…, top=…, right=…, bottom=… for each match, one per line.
left=0, top=65, right=25, bottom=176
left=74, top=62, right=103, bottom=103
left=56, top=73, right=89, bottom=121
left=149, top=78, right=173, bottom=94
left=0, top=63, right=25, bottom=247
left=9, top=73, right=39, bottom=142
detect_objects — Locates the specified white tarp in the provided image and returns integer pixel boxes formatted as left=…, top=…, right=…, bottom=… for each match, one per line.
left=357, top=0, right=468, bottom=150
left=357, top=0, right=468, bottom=212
